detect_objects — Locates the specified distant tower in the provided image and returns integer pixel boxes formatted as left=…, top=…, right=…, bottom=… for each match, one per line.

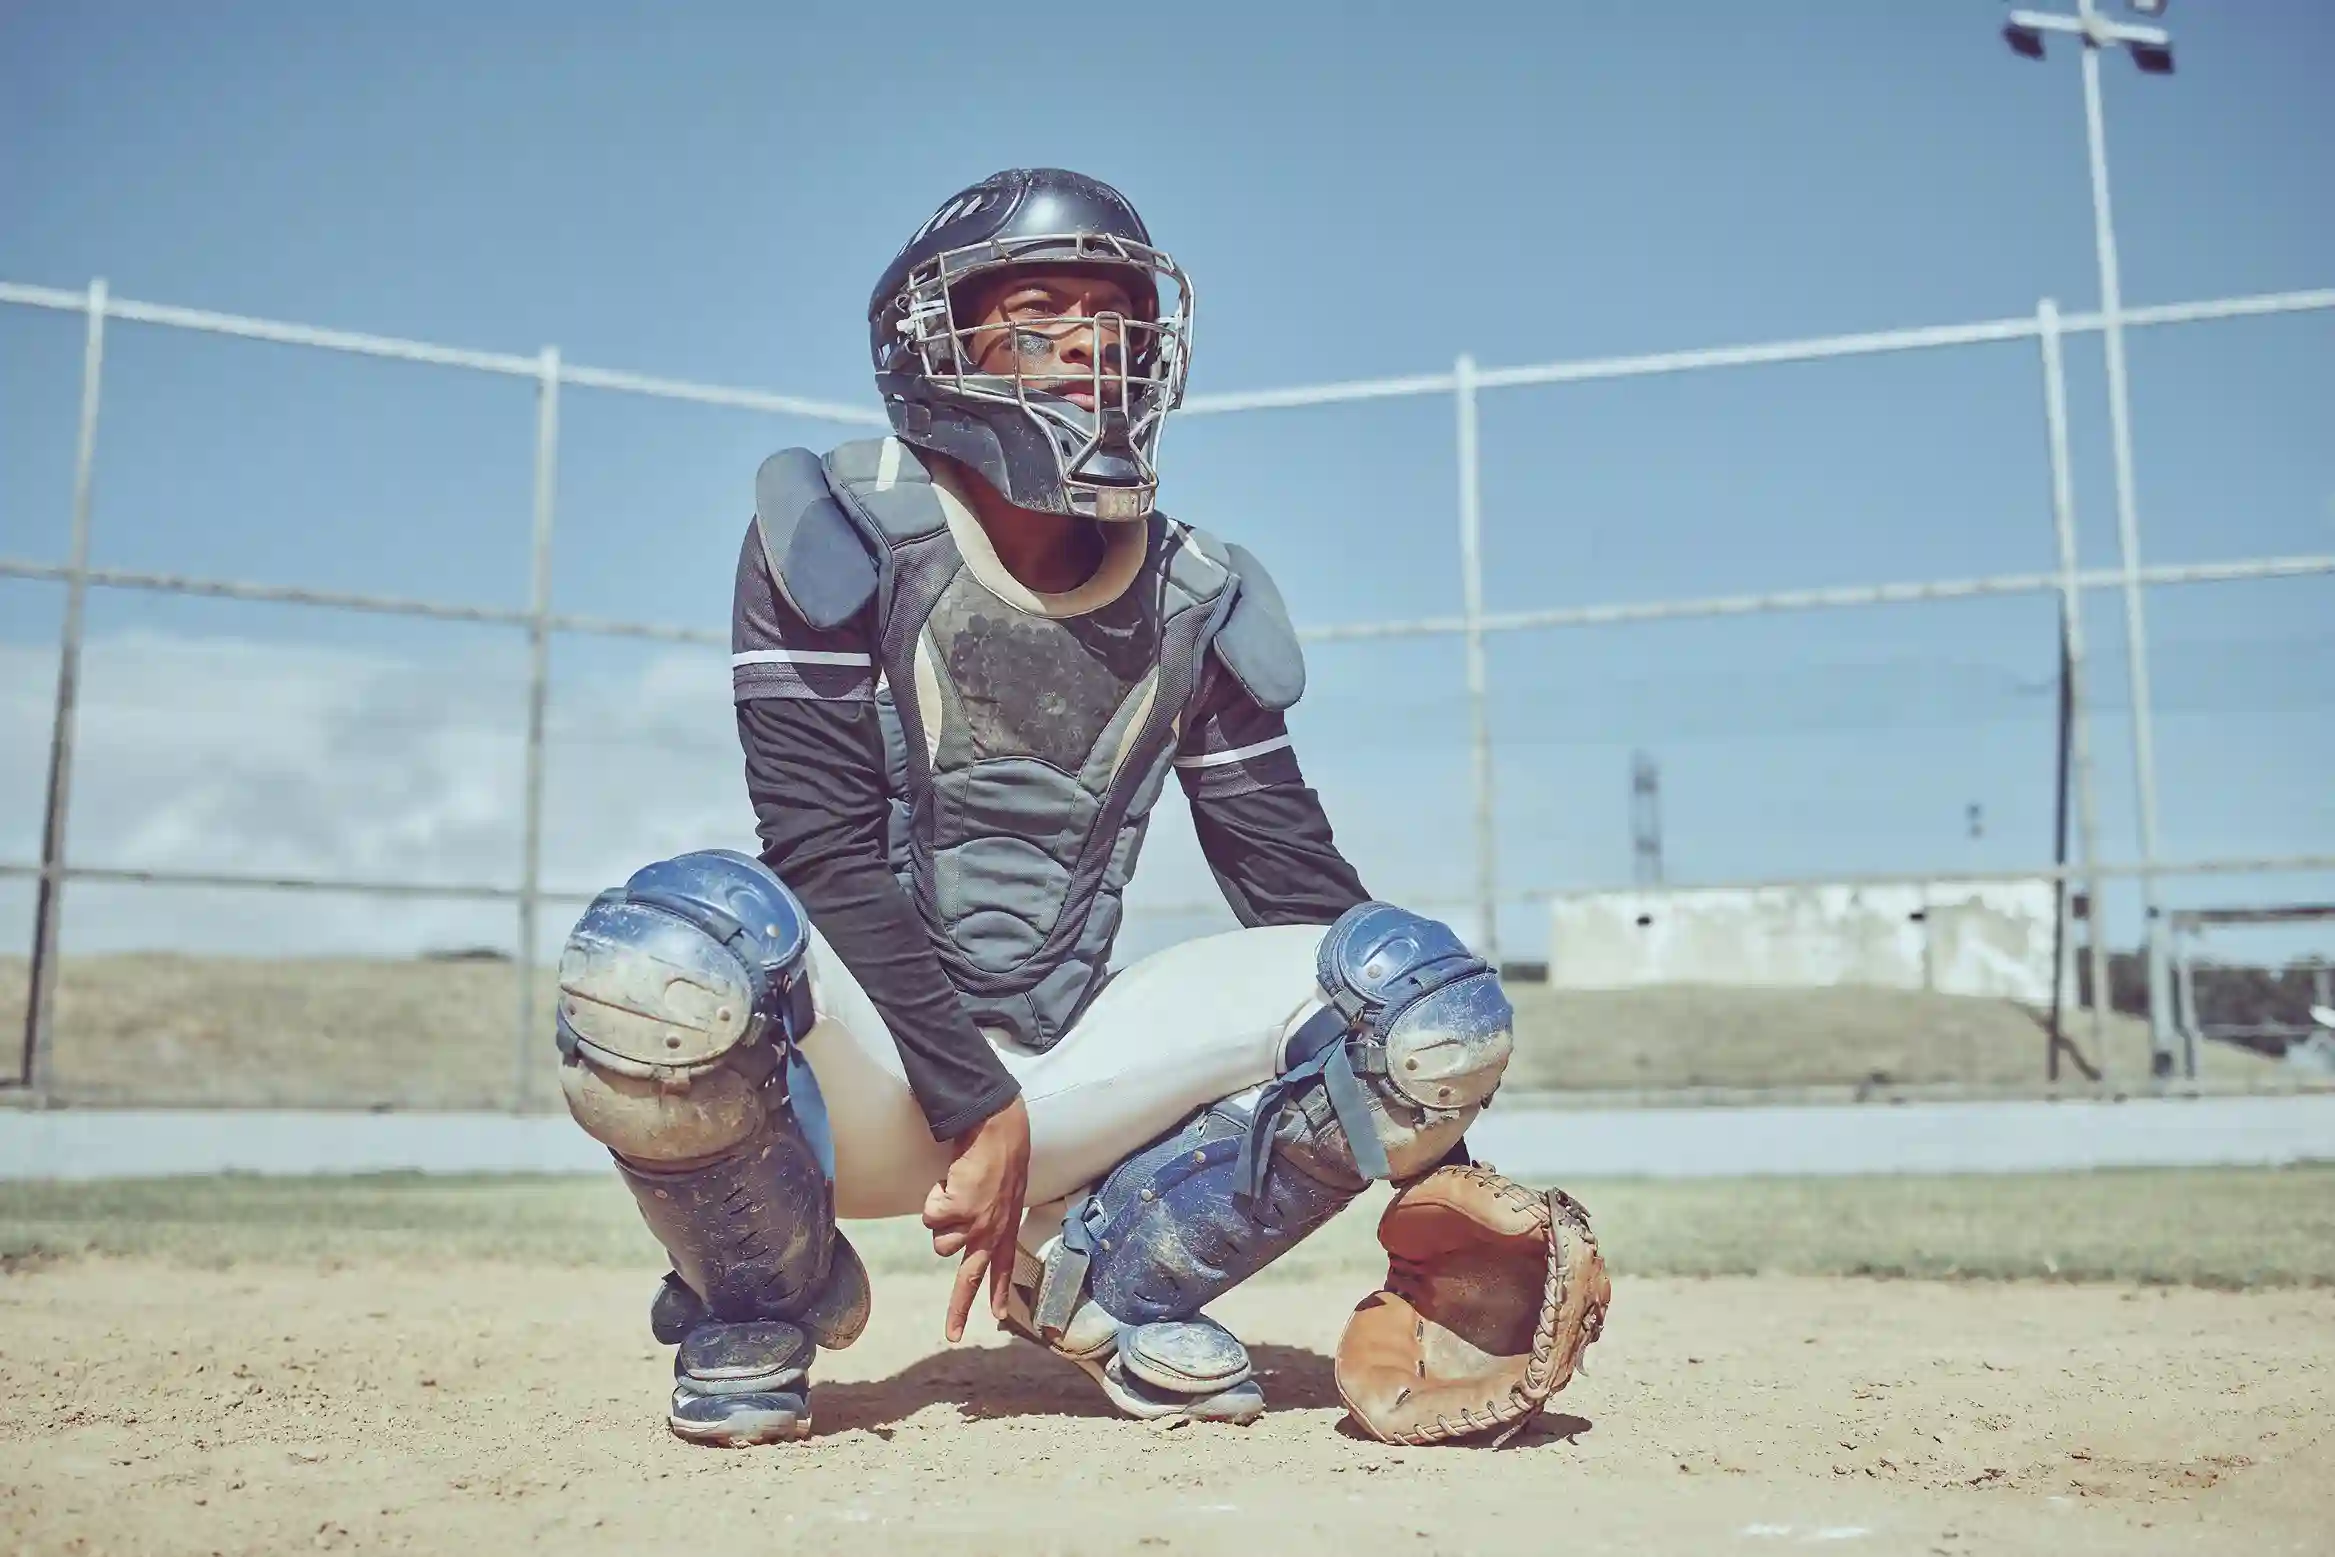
left=1631, top=750, right=1664, bottom=887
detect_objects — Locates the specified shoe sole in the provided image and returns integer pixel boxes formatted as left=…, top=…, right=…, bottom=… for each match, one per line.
left=668, top=1409, right=813, bottom=1447
left=1006, top=1304, right=1264, bottom=1426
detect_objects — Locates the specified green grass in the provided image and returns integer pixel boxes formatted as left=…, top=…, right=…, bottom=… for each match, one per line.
left=5, top=1165, right=2331, bottom=1288
left=7, top=954, right=2280, bottom=1108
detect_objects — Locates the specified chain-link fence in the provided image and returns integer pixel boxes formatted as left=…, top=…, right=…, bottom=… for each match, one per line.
left=4, top=261, right=2332, bottom=1111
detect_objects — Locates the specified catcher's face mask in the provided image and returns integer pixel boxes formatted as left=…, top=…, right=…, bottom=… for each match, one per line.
left=885, top=234, right=1192, bottom=521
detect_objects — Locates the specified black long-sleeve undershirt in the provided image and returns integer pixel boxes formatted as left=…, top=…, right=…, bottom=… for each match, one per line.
left=1191, top=781, right=1369, bottom=929
left=738, top=697, right=1019, bottom=1142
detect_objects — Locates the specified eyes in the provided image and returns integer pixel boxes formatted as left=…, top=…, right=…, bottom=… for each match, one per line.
left=946, top=276, right=1152, bottom=380
left=997, top=285, right=1136, bottom=323
left=973, top=288, right=1136, bottom=375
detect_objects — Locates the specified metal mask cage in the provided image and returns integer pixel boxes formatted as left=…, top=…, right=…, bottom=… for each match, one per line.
left=880, top=231, right=1194, bottom=518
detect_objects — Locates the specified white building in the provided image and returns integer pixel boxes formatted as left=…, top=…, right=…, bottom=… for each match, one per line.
left=1545, top=877, right=2062, bottom=1005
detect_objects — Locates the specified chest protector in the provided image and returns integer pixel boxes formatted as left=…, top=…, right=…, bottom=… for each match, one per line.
left=754, top=438, right=1301, bottom=1051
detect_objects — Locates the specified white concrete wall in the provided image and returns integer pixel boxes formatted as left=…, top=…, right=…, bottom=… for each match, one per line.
left=5, top=1097, right=2331, bottom=1180
left=0, top=1109, right=609, bottom=1180
left=1547, top=878, right=2061, bottom=1003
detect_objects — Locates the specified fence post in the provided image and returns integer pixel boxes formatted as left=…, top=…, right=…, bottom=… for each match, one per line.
left=20, top=279, right=108, bottom=1099
left=2036, top=300, right=2111, bottom=1080
left=1453, top=354, right=1497, bottom=963
left=2077, top=41, right=2176, bottom=1077
left=513, top=346, right=561, bottom=1112
left=2172, top=926, right=2202, bottom=1045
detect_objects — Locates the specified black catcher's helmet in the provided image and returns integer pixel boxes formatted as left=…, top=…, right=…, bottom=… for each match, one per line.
left=869, top=168, right=1193, bottom=521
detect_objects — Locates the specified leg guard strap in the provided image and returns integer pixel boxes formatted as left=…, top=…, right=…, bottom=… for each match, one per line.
left=1030, top=1196, right=1104, bottom=1345
left=1235, top=1004, right=1389, bottom=1204
left=1236, top=900, right=1514, bottom=1204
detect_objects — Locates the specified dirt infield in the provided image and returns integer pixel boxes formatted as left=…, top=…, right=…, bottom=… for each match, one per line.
left=2, top=1256, right=2328, bottom=1556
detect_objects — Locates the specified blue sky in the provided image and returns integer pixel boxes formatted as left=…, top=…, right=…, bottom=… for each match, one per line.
left=2, top=0, right=2330, bottom=966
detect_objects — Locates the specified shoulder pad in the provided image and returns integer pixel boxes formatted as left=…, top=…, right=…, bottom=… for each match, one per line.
left=1212, top=541, right=1306, bottom=711
left=1157, top=515, right=1233, bottom=604
left=753, top=448, right=878, bottom=629
left=821, top=438, right=950, bottom=544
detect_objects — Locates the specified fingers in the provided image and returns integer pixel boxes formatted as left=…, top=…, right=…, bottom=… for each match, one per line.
left=944, top=1248, right=990, bottom=1344
left=926, top=1180, right=971, bottom=1257
left=987, top=1228, right=1015, bottom=1321
left=984, top=1178, right=1026, bottom=1323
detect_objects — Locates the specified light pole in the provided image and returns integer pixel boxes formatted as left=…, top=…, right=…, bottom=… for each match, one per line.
left=2001, top=0, right=2185, bottom=1077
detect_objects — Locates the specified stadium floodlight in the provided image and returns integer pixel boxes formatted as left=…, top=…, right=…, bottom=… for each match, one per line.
left=1998, top=0, right=2183, bottom=1074
left=2003, top=6, right=2174, bottom=71
left=2003, top=7, right=2077, bottom=57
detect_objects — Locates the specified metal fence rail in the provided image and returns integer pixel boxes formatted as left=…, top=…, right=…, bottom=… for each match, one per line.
left=9, top=549, right=2333, bottom=646
left=8, top=852, right=2332, bottom=914
left=5, top=274, right=2333, bottom=1109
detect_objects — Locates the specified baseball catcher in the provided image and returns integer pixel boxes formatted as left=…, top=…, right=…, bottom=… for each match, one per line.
left=552, top=167, right=1602, bottom=1446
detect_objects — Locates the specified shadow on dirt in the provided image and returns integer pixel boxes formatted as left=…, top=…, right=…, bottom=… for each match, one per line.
left=815, top=1340, right=1346, bottom=1433
left=818, top=1338, right=1597, bottom=1451
left=1327, top=1408, right=1595, bottom=1448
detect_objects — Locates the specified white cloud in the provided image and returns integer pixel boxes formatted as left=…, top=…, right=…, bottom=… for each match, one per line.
left=0, top=629, right=1255, bottom=960
left=1, top=629, right=734, bottom=956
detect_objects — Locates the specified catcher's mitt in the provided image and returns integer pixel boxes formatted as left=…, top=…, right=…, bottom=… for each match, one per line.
left=1333, top=1162, right=1610, bottom=1446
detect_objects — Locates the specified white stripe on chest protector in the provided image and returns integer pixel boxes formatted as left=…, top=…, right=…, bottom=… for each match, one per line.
left=731, top=649, right=874, bottom=668
left=1173, top=734, right=1293, bottom=770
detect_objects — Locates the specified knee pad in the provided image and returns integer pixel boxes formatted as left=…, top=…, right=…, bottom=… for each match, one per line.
left=1292, top=899, right=1514, bottom=1181
left=556, top=849, right=822, bottom=1169
left=554, top=850, right=861, bottom=1344
left=555, top=848, right=814, bottom=1102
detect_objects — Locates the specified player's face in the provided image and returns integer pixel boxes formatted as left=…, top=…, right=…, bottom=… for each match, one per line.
left=955, top=268, right=1139, bottom=414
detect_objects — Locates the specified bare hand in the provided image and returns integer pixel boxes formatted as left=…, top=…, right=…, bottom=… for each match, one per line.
left=921, top=1095, right=1031, bottom=1343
